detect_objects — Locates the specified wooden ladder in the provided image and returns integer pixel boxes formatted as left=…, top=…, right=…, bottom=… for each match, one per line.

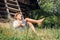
left=5, top=0, right=21, bottom=19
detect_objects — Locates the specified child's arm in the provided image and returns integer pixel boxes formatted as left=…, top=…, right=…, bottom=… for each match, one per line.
left=20, top=23, right=25, bottom=28
left=13, top=21, right=25, bottom=29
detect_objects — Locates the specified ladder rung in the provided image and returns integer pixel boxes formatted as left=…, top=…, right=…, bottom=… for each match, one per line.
left=7, top=3, right=18, bottom=6
left=7, top=0, right=17, bottom=3
left=7, top=0, right=17, bottom=5
left=9, top=9, right=18, bottom=13
left=9, top=13, right=15, bottom=15
left=7, top=3, right=19, bottom=9
left=7, top=7, right=20, bottom=11
left=8, top=0, right=16, bottom=2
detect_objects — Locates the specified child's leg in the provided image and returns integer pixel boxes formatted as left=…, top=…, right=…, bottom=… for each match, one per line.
left=25, top=18, right=45, bottom=25
left=25, top=18, right=37, bottom=23
left=27, top=22, right=37, bottom=34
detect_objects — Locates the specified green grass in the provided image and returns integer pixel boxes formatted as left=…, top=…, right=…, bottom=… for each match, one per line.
left=0, top=26, right=60, bottom=40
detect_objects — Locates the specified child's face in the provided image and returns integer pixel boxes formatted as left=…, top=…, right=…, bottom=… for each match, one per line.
left=16, top=14, right=22, bottom=20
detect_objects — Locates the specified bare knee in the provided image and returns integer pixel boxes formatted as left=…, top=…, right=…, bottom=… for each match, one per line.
left=25, top=18, right=29, bottom=20
left=27, top=22, right=31, bottom=24
left=27, top=22, right=35, bottom=30
left=27, top=22, right=33, bottom=26
left=25, top=18, right=29, bottom=21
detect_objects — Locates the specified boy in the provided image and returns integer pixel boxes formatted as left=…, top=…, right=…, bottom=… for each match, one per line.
left=13, top=11, right=45, bottom=35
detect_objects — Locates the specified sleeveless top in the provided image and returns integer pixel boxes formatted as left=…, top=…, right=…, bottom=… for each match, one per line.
left=13, top=20, right=29, bottom=30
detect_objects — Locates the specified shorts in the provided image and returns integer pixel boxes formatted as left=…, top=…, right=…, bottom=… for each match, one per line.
left=18, top=20, right=29, bottom=30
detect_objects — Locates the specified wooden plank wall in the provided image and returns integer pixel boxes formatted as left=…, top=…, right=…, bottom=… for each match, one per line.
left=0, top=0, right=39, bottom=20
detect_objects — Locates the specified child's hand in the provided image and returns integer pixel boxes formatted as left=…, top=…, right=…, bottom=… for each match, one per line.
left=18, top=21, right=25, bottom=27
left=19, top=21, right=23, bottom=24
left=21, top=24, right=25, bottom=27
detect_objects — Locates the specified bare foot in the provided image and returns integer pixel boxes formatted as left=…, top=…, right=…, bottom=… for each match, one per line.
left=37, top=18, right=45, bottom=25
